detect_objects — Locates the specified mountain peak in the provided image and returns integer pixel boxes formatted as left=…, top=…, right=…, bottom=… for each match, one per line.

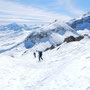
left=24, top=21, right=78, bottom=50
left=5, top=23, right=23, bottom=31
left=83, top=12, right=90, bottom=17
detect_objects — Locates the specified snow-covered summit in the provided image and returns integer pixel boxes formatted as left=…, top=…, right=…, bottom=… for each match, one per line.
left=67, top=12, right=90, bottom=30
left=24, top=20, right=79, bottom=51
left=5, top=23, right=24, bottom=31
left=0, top=23, right=24, bottom=31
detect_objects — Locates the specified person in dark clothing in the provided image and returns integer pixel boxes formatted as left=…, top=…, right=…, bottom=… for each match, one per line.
left=33, top=52, right=36, bottom=58
left=38, top=51, right=43, bottom=61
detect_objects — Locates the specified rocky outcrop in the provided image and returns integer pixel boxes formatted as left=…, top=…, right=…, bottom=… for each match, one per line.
left=75, top=36, right=84, bottom=41
left=64, top=36, right=76, bottom=43
left=64, top=35, right=84, bottom=43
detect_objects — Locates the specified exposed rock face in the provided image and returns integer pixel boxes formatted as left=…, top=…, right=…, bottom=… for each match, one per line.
left=64, top=36, right=76, bottom=43
left=75, top=36, right=84, bottom=41
left=64, top=35, right=84, bottom=43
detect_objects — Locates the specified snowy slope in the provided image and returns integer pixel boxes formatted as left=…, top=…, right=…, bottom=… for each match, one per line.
left=0, top=37, right=90, bottom=90
left=24, top=21, right=79, bottom=51
left=67, top=12, right=90, bottom=30
left=0, top=30, right=30, bottom=54
left=0, top=22, right=43, bottom=53
left=77, top=29, right=90, bottom=36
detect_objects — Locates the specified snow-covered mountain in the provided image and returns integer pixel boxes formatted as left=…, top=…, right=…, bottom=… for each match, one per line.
left=0, top=23, right=41, bottom=31
left=0, top=13, right=90, bottom=90
left=24, top=20, right=79, bottom=51
left=67, top=12, right=90, bottom=30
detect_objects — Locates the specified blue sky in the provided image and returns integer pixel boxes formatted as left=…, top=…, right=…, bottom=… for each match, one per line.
left=0, top=0, right=89, bottom=24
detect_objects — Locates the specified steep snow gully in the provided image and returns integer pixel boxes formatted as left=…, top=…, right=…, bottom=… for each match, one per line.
left=0, top=37, right=90, bottom=90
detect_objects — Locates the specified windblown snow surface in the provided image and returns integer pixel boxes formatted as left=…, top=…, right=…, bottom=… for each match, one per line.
left=0, top=28, right=90, bottom=90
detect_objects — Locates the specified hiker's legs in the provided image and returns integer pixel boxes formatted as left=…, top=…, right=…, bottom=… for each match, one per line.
left=39, top=56, right=40, bottom=61
left=41, top=56, right=43, bottom=60
left=38, top=55, right=43, bottom=61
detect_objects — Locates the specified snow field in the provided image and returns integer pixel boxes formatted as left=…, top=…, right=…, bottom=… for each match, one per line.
left=0, top=37, right=90, bottom=90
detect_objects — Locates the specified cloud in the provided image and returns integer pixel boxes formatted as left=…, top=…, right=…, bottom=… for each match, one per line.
left=55, top=0, right=85, bottom=16
left=0, top=0, right=71, bottom=24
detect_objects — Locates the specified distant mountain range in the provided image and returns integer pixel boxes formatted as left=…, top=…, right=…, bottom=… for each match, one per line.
left=0, top=12, right=90, bottom=51
left=0, top=12, right=90, bottom=31
left=0, top=23, right=41, bottom=31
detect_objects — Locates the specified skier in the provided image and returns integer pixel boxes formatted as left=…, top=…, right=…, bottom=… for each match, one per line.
left=33, top=52, right=36, bottom=58
left=38, top=51, right=43, bottom=61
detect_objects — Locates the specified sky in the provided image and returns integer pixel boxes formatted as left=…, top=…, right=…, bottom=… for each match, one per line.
left=0, top=0, right=89, bottom=24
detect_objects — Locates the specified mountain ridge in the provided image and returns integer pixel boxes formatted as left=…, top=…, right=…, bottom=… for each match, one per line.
left=24, top=21, right=79, bottom=51
left=67, top=12, right=90, bottom=30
